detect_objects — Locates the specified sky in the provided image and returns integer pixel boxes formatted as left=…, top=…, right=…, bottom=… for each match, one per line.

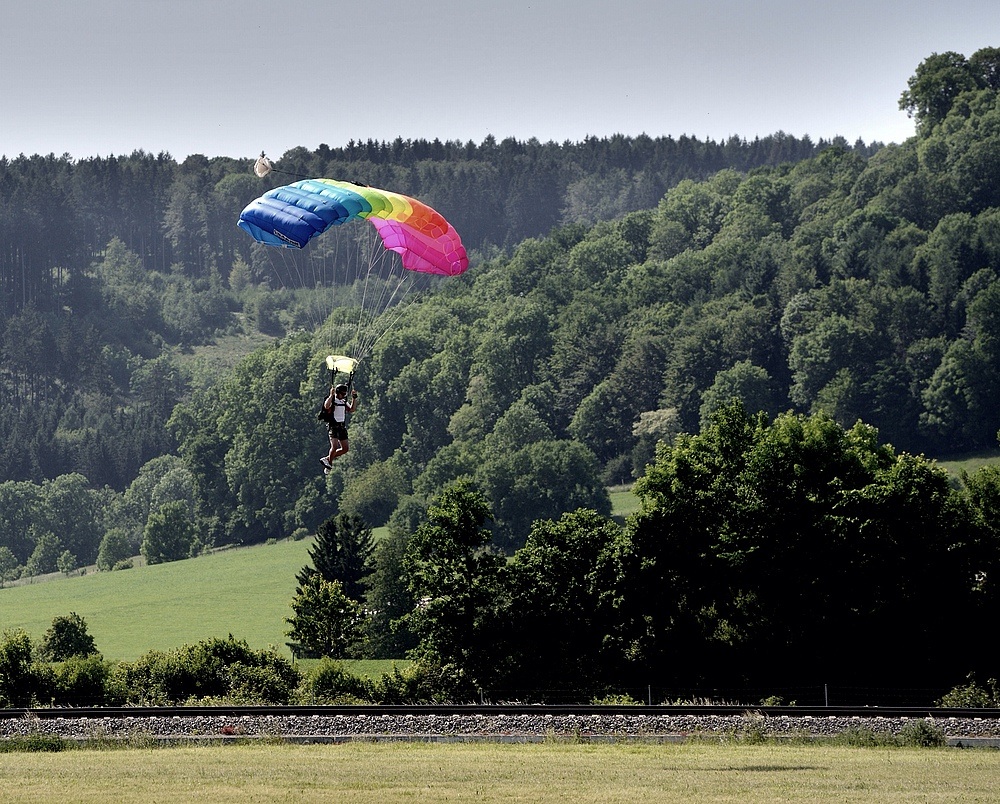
left=2, top=0, right=997, bottom=162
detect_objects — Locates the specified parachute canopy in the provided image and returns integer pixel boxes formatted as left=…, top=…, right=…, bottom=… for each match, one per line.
left=238, top=179, right=469, bottom=277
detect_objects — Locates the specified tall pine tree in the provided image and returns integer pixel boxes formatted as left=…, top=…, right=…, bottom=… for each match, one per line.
left=296, top=513, right=374, bottom=601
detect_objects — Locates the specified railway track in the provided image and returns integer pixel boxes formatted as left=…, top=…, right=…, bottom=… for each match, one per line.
left=4, top=704, right=1000, bottom=746
left=4, top=703, right=1000, bottom=720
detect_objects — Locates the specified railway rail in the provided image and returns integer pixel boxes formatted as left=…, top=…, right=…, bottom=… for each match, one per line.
left=4, top=703, right=1000, bottom=719
left=3, top=705, right=1000, bottom=747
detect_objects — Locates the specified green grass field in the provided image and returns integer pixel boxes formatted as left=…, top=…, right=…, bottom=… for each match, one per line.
left=934, top=448, right=1000, bottom=478
left=608, top=485, right=640, bottom=519
left=3, top=742, right=999, bottom=803
left=2, top=539, right=313, bottom=660
left=2, top=490, right=640, bottom=661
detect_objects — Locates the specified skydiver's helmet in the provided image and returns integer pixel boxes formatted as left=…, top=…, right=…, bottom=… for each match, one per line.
left=335, top=384, right=349, bottom=396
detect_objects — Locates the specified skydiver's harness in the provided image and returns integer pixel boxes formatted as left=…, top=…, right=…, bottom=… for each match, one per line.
left=329, top=397, right=349, bottom=424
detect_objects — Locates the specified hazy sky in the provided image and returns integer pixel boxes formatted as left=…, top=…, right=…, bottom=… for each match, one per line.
left=2, top=0, right=995, bottom=161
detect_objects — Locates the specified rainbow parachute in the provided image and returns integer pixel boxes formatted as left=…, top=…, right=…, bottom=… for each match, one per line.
left=238, top=179, right=468, bottom=277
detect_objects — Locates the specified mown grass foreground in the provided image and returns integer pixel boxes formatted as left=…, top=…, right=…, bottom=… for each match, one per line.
left=2, top=741, right=999, bottom=803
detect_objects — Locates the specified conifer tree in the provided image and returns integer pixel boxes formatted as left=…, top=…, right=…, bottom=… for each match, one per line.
left=296, top=513, right=374, bottom=601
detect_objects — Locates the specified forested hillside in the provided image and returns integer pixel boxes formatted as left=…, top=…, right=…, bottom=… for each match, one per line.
left=3, top=49, right=1000, bottom=573
left=0, top=129, right=861, bottom=489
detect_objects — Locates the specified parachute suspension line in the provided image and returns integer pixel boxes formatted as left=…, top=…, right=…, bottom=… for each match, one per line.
left=353, top=277, right=422, bottom=364
left=239, top=172, right=470, bottom=367
left=350, top=235, right=409, bottom=364
left=352, top=268, right=419, bottom=365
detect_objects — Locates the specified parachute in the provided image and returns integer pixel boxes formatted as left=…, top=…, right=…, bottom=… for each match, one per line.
left=238, top=179, right=468, bottom=277
left=237, top=176, right=470, bottom=364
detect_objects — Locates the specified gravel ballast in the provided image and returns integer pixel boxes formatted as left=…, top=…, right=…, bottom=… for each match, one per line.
left=4, top=712, right=1000, bottom=745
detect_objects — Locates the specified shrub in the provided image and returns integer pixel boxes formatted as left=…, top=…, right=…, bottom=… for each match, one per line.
left=224, top=662, right=299, bottom=704
left=366, top=660, right=468, bottom=704
left=897, top=719, right=947, bottom=747
left=759, top=695, right=796, bottom=706
left=53, top=655, right=114, bottom=706
left=0, top=630, right=55, bottom=707
left=110, top=636, right=300, bottom=705
left=591, top=693, right=642, bottom=706
left=938, top=675, right=1000, bottom=707
left=296, top=658, right=369, bottom=704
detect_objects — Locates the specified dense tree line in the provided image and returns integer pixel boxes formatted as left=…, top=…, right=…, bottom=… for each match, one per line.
left=0, top=121, right=868, bottom=557
left=282, top=403, right=999, bottom=702
left=11, top=398, right=995, bottom=706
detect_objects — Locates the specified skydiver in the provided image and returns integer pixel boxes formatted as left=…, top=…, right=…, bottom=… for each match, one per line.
left=320, top=383, right=359, bottom=473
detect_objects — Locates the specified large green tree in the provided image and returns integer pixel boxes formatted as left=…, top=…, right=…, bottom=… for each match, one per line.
left=141, top=500, right=195, bottom=565
left=614, top=402, right=995, bottom=695
left=169, top=335, right=327, bottom=544
left=403, top=481, right=504, bottom=690
left=900, top=51, right=980, bottom=133
left=497, top=509, right=625, bottom=699
left=38, top=612, right=98, bottom=662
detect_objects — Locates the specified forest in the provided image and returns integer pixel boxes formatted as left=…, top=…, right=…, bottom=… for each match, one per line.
left=1, top=109, right=884, bottom=560
left=1, top=48, right=1000, bottom=699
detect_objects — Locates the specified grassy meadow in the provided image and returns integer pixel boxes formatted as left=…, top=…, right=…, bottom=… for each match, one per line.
left=1, top=490, right=640, bottom=662
left=1, top=538, right=314, bottom=660
left=935, top=448, right=1000, bottom=479
left=3, top=741, right=1000, bottom=803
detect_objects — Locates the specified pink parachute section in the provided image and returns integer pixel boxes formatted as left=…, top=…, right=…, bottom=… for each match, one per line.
left=368, top=217, right=468, bottom=276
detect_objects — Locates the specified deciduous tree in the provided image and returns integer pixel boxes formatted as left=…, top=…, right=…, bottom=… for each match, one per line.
left=285, top=575, right=363, bottom=659
left=403, top=482, right=504, bottom=687
left=39, top=612, right=98, bottom=661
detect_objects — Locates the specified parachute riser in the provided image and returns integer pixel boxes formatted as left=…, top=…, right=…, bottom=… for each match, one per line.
left=327, top=367, right=356, bottom=394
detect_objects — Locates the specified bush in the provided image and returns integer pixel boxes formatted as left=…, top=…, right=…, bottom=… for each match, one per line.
left=591, top=693, right=642, bottom=706
left=938, top=675, right=1000, bottom=707
left=295, top=659, right=467, bottom=704
left=224, top=662, right=299, bottom=705
left=53, top=655, right=114, bottom=706
left=897, top=719, right=947, bottom=747
left=110, top=636, right=300, bottom=705
left=0, top=630, right=55, bottom=707
left=366, top=660, right=469, bottom=704
left=296, top=658, right=369, bottom=704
